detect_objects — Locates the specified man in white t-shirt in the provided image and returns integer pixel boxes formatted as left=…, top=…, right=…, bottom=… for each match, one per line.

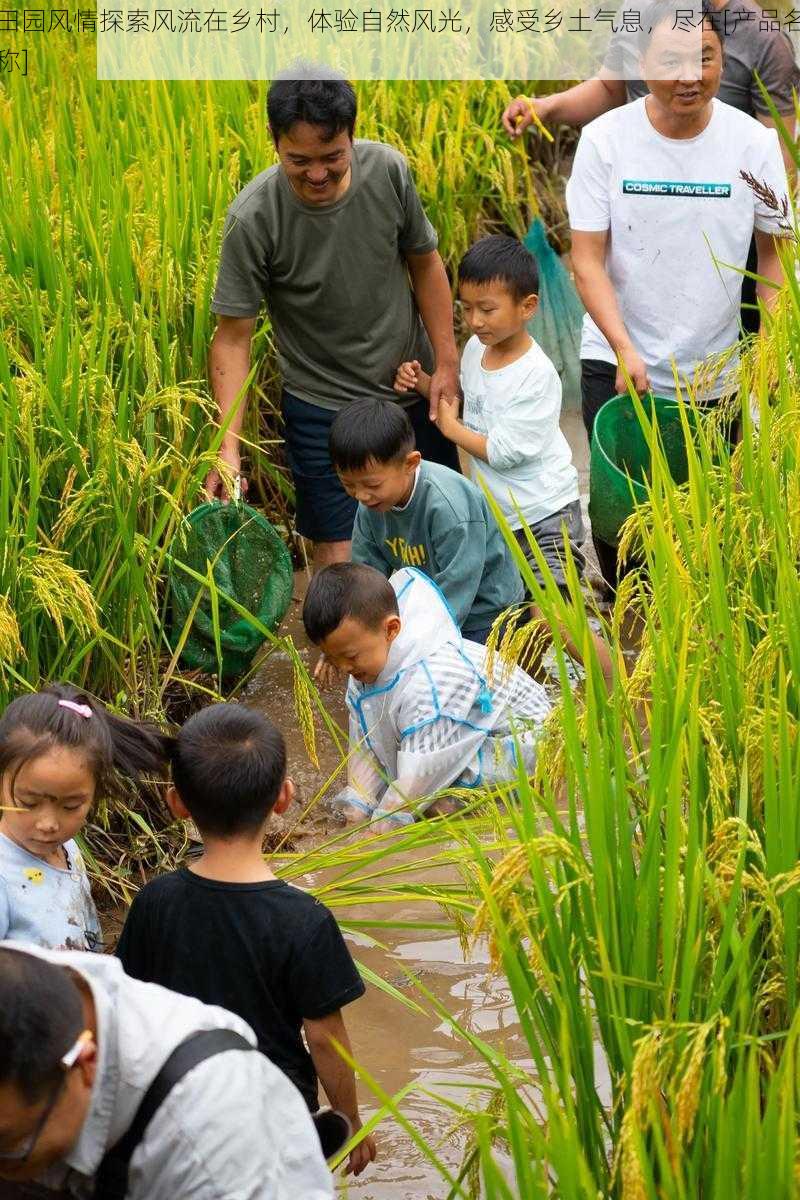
left=565, top=0, right=791, bottom=444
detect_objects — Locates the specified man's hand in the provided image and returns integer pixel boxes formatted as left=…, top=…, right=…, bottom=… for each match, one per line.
left=501, top=94, right=552, bottom=139
left=615, top=347, right=650, bottom=397
left=427, top=361, right=460, bottom=422
left=344, top=1122, right=377, bottom=1177
left=205, top=441, right=249, bottom=502
left=314, top=653, right=342, bottom=690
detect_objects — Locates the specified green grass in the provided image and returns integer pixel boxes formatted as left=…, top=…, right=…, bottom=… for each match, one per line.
left=0, top=32, right=565, bottom=711
left=319, top=250, right=800, bottom=1195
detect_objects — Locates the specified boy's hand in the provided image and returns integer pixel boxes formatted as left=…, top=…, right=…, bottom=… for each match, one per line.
left=435, top=393, right=460, bottom=437
left=344, top=1122, right=378, bottom=1177
left=428, top=361, right=459, bottom=421
left=394, top=359, right=421, bottom=393
left=394, top=359, right=432, bottom=400
left=314, top=653, right=341, bottom=690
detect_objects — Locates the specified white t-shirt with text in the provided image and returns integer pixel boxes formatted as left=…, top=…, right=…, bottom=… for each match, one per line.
left=565, top=97, right=790, bottom=399
left=460, top=335, right=579, bottom=529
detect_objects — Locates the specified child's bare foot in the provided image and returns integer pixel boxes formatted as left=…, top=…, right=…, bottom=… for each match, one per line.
left=341, top=804, right=368, bottom=825
left=327, top=789, right=373, bottom=826
left=426, top=795, right=463, bottom=817
left=370, top=810, right=415, bottom=836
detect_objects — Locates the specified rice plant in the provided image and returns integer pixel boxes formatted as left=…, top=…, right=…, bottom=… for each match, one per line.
left=8, top=22, right=800, bottom=1197
left=0, top=30, right=562, bottom=712
left=337, top=250, right=800, bottom=1195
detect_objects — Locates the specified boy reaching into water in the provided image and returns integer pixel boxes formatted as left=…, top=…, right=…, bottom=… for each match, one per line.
left=303, top=562, right=551, bottom=830
left=395, top=234, right=613, bottom=689
left=116, top=704, right=376, bottom=1178
left=327, top=397, right=523, bottom=646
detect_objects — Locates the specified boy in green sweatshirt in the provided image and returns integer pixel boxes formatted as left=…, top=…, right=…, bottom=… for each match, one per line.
left=328, top=399, right=523, bottom=643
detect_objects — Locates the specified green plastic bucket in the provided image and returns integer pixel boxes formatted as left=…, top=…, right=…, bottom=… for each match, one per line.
left=589, top=394, right=696, bottom=547
left=167, top=501, right=293, bottom=677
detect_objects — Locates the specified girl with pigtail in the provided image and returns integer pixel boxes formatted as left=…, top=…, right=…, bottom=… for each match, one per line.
left=0, top=684, right=172, bottom=951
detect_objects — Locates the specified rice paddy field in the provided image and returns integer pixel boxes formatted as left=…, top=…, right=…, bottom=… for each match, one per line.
left=4, top=20, right=800, bottom=1200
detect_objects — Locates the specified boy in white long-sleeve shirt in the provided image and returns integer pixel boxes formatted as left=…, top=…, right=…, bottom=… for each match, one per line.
left=396, top=235, right=612, bottom=687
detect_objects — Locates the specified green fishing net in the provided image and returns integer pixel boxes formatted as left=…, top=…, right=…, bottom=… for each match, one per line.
left=168, top=501, right=293, bottom=676
left=525, top=217, right=585, bottom=411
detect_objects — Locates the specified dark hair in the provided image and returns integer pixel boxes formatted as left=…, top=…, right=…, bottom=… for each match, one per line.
left=0, top=684, right=173, bottom=802
left=170, top=704, right=286, bottom=837
left=638, top=1, right=724, bottom=54
left=303, top=563, right=399, bottom=645
left=0, top=948, right=84, bottom=1104
left=329, top=400, right=416, bottom=473
left=458, top=235, right=539, bottom=301
left=267, top=73, right=357, bottom=143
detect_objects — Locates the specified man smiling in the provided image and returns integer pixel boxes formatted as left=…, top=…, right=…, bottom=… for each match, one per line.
left=564, top=1, right=791, bottom=585
left=566, top=1, right=791, bottom=425
left=206, top=72, right=460, bottom=572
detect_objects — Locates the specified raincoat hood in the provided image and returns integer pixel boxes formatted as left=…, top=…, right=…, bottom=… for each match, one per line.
left=376, top=567, right=460, bottom=685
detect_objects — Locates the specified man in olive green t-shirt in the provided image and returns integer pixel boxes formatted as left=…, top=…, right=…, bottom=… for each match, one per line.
left=206, top=74, right=460, bottom=571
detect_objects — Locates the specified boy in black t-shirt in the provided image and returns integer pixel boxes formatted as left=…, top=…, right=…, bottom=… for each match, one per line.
left=116, top=703, right=377, bottom=1178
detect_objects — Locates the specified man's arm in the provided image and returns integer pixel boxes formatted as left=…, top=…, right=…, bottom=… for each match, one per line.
left=754, top=229, right=788, bottom=311
left=757, top=113, right=797, bottom=178
left=205, top=315, right=256, bottom=499
left=304, top=1011, right=377, bottom=1177
left=570, top=229, right=650, bottom=395
left=405, top=250, right=459, bottom=420
left=502, top=76, right=627, bottom=137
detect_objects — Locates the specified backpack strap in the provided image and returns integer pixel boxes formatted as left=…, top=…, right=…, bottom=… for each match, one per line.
left=94, top=1028, right=254, bottom=1199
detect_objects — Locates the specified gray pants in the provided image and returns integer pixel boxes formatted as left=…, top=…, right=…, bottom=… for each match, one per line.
left=513, top=500, right=586, bottom=595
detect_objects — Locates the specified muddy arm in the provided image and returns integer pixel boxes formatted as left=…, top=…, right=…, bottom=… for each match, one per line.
left=304, top=1011, right=377, bottom=1177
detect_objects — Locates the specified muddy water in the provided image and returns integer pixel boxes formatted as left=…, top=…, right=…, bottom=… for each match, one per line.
left=244, top=593, right=529, bottom=1198
left=242, top=417, right=596, bottom=1197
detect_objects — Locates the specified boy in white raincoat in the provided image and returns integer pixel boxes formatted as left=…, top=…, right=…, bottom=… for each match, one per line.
left=303, top=562, right=551, bottom=832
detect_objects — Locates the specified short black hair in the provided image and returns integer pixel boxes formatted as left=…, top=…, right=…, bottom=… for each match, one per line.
left=170, top=704, right=286, bottom=837
left=329, top=399, right=416, bottom=473
left=267, top=73, right=357, bottom=143
left=638, top=1, right=724, bottom=54
left=303, top=563, right=399, bottom=645
left=0, top=949, right=84, bottom=1105
left=458, top=235, right=539, bottom=302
